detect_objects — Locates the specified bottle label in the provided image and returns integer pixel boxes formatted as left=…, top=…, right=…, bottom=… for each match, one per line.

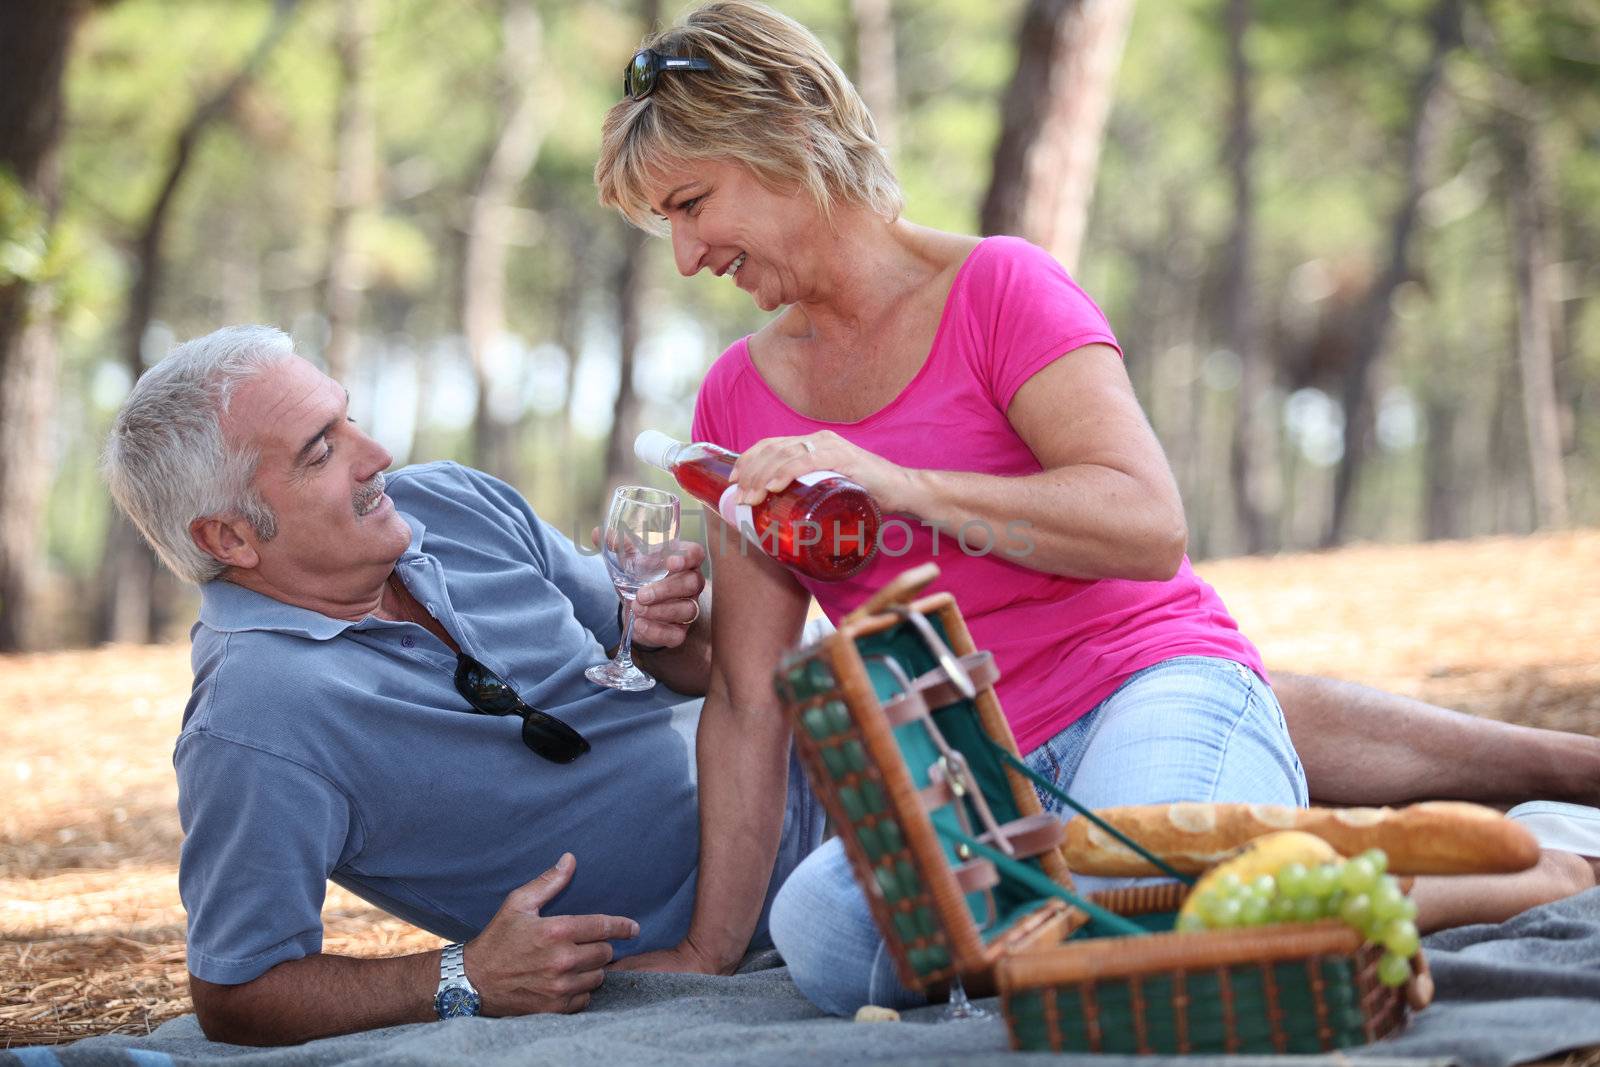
left=714, top=473, right=847, bottom=558
left=717, top=485, right=754, bottom=545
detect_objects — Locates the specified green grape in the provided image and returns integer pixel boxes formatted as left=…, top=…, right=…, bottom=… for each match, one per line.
left=1276, top=862, right=1310, bottom=897
left=1381, top=919, right=1420, bottom=957
left=1371, top=879, right=1408, bottom=923
left=1239, top=894, right=1271, bottom=926
left=1338, top=856, right=1379, bottom=893
left=1213, top=872, right=1244, bottom=895
left=1339, top=892, right=1374, bottom=929
left=1272, top=894, right=1300, bottom=922
left=1394, top=895, right=1419, bottom=923
left=1206, top=894, right=1244, bottom=928
left=1306, top=863, right=1340, bottom=899
left=1292, top=895, right=1323, bottom=922
left=1250, top=874, right=1276, bottom=897
left=1360, top=848, right=1389, bottom=876
left=1376, top=951, right=1412, bottom=988
left=1325, top=888, right=1347, bottom=918
left=1176, top=912, right=1208, bottom=933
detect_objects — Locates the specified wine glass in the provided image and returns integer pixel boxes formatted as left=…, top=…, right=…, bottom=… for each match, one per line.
left=941, top=974, right=992, bottom=1022
left=586, top=486, right=680, bottom=692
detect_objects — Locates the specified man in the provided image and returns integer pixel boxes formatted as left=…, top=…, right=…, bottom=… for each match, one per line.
left=108, top=326, right=1597, bottom=1045
left=104, top=325, right=824, bottom=1045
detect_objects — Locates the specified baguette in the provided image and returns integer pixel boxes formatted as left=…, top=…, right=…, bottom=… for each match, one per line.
left=1062, top=801, right=1541, bottom=876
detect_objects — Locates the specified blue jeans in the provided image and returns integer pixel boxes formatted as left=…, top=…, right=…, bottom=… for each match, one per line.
left=769, top=655, right=1309, bottom=1015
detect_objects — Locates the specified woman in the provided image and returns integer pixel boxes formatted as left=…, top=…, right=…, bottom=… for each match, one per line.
left=595, top=0, right=1599, bottom=1015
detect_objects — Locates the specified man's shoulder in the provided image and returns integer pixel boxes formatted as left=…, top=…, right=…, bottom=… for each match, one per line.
left=185, top=625, right=347, bottom=734
left=386, top=461, right=537, bottom=532
left=386, top=460, right=494, bottom=505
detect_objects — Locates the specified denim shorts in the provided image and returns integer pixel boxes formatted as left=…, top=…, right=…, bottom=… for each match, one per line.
left=1021, top=655, right=1308, bottom=893
left=769, top=655, right=1308, bottom=1015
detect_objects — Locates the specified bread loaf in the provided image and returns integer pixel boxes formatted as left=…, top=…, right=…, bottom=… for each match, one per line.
left=1062, top=801, right=1541, bottom=876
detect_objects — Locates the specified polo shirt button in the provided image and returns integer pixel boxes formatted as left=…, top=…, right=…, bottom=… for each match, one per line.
left=401, top=635, right=415, bottom=648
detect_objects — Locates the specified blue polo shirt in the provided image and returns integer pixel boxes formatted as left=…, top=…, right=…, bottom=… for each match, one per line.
left=175, top=461, right=823, bottom=985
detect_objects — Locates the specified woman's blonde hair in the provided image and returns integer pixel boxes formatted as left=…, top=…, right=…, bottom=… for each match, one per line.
left=595, top=0, right=902, bottom=233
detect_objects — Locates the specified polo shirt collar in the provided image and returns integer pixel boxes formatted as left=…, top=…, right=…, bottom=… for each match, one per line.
left=197, top=511, right=428, bottom=640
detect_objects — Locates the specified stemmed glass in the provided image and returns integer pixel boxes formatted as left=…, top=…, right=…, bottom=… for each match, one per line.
left=586, top=486, right=680, bottom=692
left=942, top=974, right=991, bottom=1021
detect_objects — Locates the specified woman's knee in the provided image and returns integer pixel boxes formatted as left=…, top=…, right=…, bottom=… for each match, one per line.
left=770, top=841, right=927, bottom=1016
left=769, top=843, right=878, bottom=1015
left=1071, top=657, right=1305, bottom=810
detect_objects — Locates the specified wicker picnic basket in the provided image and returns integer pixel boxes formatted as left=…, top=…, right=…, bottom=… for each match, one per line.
left=775, top=563, right=1431, bottom=1055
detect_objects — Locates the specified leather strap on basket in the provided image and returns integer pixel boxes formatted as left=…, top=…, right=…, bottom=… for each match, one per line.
left=881, top=652, right=999, bottom=727
left=917, top=773, right=956, bottom=810
left=953, top=858, right=1000, bottom=894
left=979, top=812, right=1066, bottom=860
left=870, top=655, right=1019, bottom=860
left=893, top=606, right=976, bottom=701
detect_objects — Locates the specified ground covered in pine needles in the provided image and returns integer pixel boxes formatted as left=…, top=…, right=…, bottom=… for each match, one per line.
left=5, top=531, right=1599, bottom=1050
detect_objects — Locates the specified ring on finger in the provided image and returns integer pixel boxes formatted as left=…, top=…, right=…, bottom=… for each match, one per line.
left=686, top=599, right=701, bottom=626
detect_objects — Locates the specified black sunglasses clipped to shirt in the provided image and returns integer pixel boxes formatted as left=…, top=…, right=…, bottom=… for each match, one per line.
left=454, top=653, right=590, bottom=764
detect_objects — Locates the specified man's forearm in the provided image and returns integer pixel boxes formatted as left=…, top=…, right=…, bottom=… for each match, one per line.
left=191, top=949, right=440, bottom=1046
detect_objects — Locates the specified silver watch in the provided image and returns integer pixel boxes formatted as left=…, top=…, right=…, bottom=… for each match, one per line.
left=433, top=942, right=482, bottom=1019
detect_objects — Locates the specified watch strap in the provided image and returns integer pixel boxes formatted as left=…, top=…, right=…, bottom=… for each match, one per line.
left=435, top=942, right=480, bottom=1019
left=440, top=942, right=470, bottom=984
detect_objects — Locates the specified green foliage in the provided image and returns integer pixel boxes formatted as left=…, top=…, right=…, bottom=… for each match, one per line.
left=0, top=169, right=51, bottom=287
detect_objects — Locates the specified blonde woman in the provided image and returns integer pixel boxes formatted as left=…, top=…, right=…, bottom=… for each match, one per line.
left=595, top=0, right=1600, bottom=1016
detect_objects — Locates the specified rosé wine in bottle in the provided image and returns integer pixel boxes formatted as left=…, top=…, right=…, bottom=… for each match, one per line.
left=635, top=430, right=881, bottom=582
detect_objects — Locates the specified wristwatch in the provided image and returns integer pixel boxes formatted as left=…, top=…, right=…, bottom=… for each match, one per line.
left=433, top=942, right=482, bottom=1019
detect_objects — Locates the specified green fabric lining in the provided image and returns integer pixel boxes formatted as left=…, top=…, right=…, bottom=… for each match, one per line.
left=857, top=617, right=1041, bottom=941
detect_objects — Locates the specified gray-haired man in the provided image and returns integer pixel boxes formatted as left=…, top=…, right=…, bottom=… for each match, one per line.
left=103, top=325, right=825, bottom=1044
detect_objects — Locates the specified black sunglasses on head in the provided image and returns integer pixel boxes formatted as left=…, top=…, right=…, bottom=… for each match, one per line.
left=623, top=48, right=712, bottom=100
left=454, top=653, right=590, bottom=764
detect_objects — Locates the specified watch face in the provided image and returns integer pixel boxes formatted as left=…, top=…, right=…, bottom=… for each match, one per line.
left=435, top=985, right=482, bottom=1019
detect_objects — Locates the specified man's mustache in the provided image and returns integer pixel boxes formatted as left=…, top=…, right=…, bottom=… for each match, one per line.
left=354, top=471, right=387, bottom=514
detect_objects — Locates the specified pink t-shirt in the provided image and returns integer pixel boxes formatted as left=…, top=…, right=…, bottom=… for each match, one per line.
left=691, top=236, right=1265, bottom=753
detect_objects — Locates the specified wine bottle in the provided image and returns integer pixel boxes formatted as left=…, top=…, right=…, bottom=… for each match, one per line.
left=634, top=430, right=881, bottom=582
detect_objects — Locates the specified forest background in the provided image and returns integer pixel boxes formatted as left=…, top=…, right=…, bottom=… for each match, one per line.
left=1, top=0, right=1596, bottom=652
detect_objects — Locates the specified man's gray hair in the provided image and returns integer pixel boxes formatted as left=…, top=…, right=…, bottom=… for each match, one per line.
left=102, top=325, right=294, bottom=585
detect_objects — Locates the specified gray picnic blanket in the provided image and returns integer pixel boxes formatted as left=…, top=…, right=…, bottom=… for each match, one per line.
left=11, top=888, right=1600, bottom=1067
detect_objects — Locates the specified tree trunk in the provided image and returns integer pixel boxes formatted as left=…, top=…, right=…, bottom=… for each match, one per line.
left=0, top=3, right=84, bottom=652
left=850, top=0, right=899, bottom=152
left=551, top=222, right=589, bottom=516
left=1324, top=0, right=1461, bottom=546
left=96, top=0, right=300, bottom=644
left=463, top=0, right=546, bottom=484
left=598, top=233, right=649, bottom=516
left=593, top=0, right=664, bottom=519
left=1221, top=0, right=1273, bottom=555
left=979, top=0, right=1134, bottom=273
left=321, top=0, right=377, bottom=383
left=1422, top=394, right=1461, bottom=539
left=1497, top=115, right=1568, bottom=530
